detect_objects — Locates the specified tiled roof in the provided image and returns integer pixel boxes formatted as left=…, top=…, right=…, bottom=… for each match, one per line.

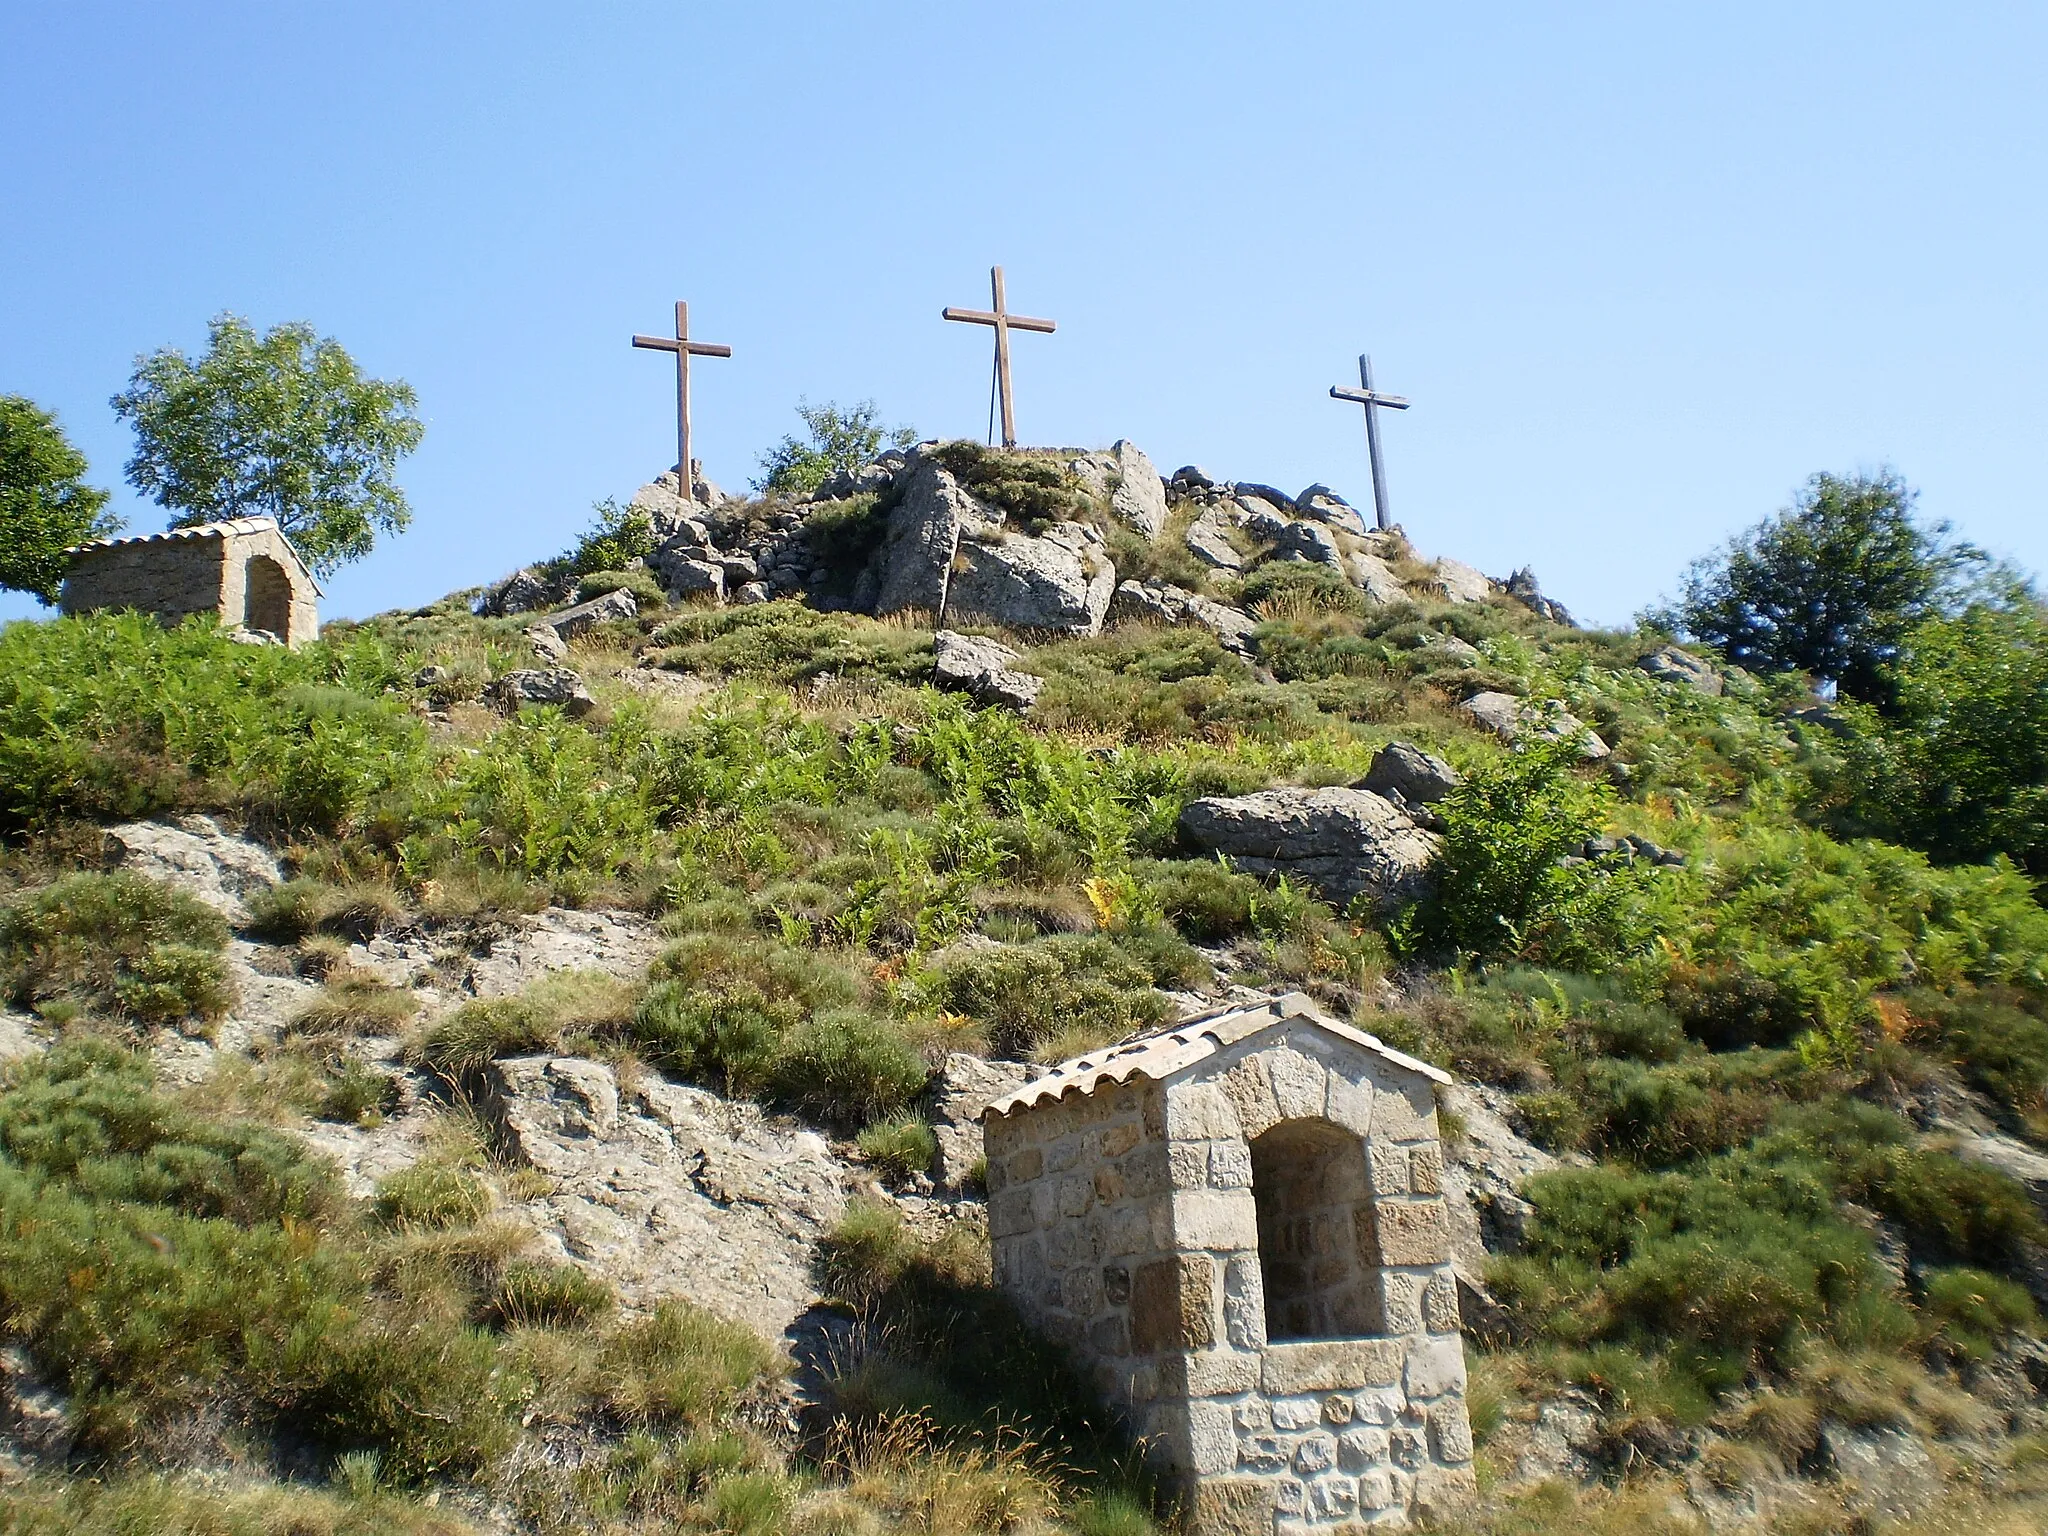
left=981, top=990, right=1450, bottom=1120
left=65, top=517, right=324, bottom=595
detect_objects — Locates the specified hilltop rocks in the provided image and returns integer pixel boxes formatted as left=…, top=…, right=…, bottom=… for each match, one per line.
left=1108, top=580, right=1258, bottom=657
left=533, top=587, right=637, bottom=644
left=1459, top=691, right=1609, bottom=760
left=483, top=567, right=572, bottom=617
left=946, top=522, right=1116, bottom=635
left=1176, top=786, right=1440, bottom=911
left=489, top=668, right=596, bottom=717
left=1505, top=568, right=1573, bottom=626
left=1432, top=558, right=1496, bottom=604
left=932, top=630, right=1043, bottom=712
left=1183, top=509, right=1245, bottom=573
left=1638, top=644, right=1723, bottom=695
left=1295, top=485, right=1369, bottom=536
left=857, top=454, right=996, bottom=617
left=1349, top=551, right=1406, bottom=605
left=1072, top=440, right=1169, bottom=538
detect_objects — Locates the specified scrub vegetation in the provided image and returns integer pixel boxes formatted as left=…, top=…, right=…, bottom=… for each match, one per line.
left=0, top=462, right=2045, bottom=1531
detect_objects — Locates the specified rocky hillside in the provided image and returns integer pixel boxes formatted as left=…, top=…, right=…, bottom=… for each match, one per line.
left=2, top=440, right=2047, bottom=1535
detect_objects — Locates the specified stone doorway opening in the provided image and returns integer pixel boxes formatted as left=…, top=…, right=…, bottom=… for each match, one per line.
left=243, top=554, right=292, bottom=640
left=1249, top=1116, right=1383, bottom=1341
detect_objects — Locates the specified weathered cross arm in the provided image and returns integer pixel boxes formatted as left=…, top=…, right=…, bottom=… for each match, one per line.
left=1329, top=385, right=1410, bottom=410
left=633, top=335, right=735, bottom=358
left=940, top=307, right=1057, bottom=334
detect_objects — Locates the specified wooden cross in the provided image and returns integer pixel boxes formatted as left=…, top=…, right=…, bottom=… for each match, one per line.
left=943, top=266, right=1055, bottom=450
left=632, top=300, right=732, bottom=497
left=1329, top=354, right=1410, bottom=532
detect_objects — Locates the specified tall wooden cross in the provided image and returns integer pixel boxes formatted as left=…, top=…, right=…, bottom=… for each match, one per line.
left=943, top=266, right=1055, bottom=450
left=632, top=300, right=732, bottom=496
left=1329, top=354, right=1410, bottom=532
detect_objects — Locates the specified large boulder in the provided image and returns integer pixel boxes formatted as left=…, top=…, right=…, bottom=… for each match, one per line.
left=946, top=522, right=1116, bottom=635
left=489, top=668, right=596, bottom=717
left=1459, top=691, right=1609, bottom=760
left=1107, top=579, right=1258, bottom=657
left=1638, top=644, right=1723, bottom=695
left=653, top=550, right=726, bottom=603
left=535, top=586, right=638, bottom=642
left=858, top=454, right=999, bottom=617
left=932, top=630, right=1044, bottom=712
left=1295, top=485, right=1368, bottom=537
left=1183, top=509, right=1245, bottom=573
left=1348, top=551, right=1406, bottom=605
left=1240, top=505, right=1342, bottom=566
left=483, top=567, right=567, bottom=617
left=1106, top=440, right=1169, bottom=538
left=1359, top=742, right=1461, bottom=828
left=930, top=1052, right=1038, bottom=1191
left=1176, top=786, right=1439, bottom=910
left=1432, top=558, right=1496, bottom=604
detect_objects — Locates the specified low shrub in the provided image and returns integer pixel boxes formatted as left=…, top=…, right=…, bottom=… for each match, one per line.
left=0, top=871, right=233, bottom=1029
left=856, top=1115, right=939, bottom=1180
left=485, top=1259, right=614, bottom=1330
left=599, top=1300, right=779, bottom=1427
left=931, top=935, right=1171, bottom=1059
left=628, top=981, right=795, bottom=1095
left=248, top=878, right=405, bottom=943
left=928, top=441, right=1094, bottom=529
left=289, top=976, right=420, bottom=1040
left=1912, top=987, right=2048, bottom=1119
left=764, top=1010, right=928, bottom=1126
left=409, top=997, right=558, bottom=1076
left=574, top=567, right=665, bottom=607
left=1922, top=1266, right=2039, bottom=1362
left=373, top=1164, right=491, bottom=1231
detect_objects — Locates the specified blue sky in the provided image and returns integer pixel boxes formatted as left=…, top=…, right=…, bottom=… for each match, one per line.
left=3, top=2, right=2044, bottom=628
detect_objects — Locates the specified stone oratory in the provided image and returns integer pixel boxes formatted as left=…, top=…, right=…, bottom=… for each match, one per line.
left=981, top=993, right=1474, bottom=1533
left=60, top=517, right=322, bottom=647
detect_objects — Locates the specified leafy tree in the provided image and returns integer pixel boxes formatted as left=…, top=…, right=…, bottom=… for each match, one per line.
left=1842, top=598, right=2048, bottom=874
left=755, top=399, right=915, bottom=496
left=1655, top=470, right=1984, bottom=706
left=0, top=395, right=120, bottom=603
left=111, top=313, right=423, bottom=577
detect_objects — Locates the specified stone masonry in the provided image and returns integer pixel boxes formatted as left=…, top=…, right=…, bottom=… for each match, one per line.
left=60, top=517, right=321, bottom=647
left=982, top=993, right=1474, bottom=1534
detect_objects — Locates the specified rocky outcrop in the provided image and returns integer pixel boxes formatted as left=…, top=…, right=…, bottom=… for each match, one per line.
left=1239, top=502, right=1343, bottom=566
left=102, top=816, right=284, bottom=926
left=1295, top=485, right=1369, bottom=537
left=488, top=668, right=597, bottom=717
left=479, top=1055, right=849, bottom=1340
left=1349, top=551, right=1406, bottom=605
left=481, top=567, right=573, bottom=618
left=1504, top=568, right=1573, bottom=627
left=1638, top=644, right=1723, bottom=695
left=1073, top=441, right=1169, bottom=538
left=932, top=630, right=1044, bottom=712
left=946, top=522, right=1116, bottom=635
left=1176, top=786, right=1440, bottom=910
left=1182, top=509, right=1245, bottom=572
left=1459, top=691, right=1610, bottom=760
left=1437, top=1082, right=1560, bottom=1335
left=1107, top=579, right=1258, bottom=657
left=856, top=453, right=998, bottom=617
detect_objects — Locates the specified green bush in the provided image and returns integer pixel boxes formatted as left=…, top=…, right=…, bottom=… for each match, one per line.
left=574, top=567, right=665, bottom=607
left=764, top=1010, right=927, bottom=1126
left=1912, top=988, right=2048, bottom=1118
left=1921, top=1265, right=2038, bottom=1361
left=545, top=497, right=657, bottom=581
left=0, top=871, right=233, bottom=1029
left=855, top=1115, right=939, bottom=1180
left=599, top=1301, right=778, bottom=1427
left=928, top=441, right=1093, bottom=529
left=628, top=981, right=795, bottom=1095
left=1396, top=741, right=1665, bottom=971
left=409, top=997, right=559, bottom=1076
left=931, top=935, right=1172, bottom=1059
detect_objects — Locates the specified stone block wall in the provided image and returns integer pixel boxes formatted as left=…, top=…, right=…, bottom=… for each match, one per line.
left=61, top=537, right=227, bottom=629
left=60, top=522, right=319, bottom=646
left=984, top=1020, right=1475, bottom=1532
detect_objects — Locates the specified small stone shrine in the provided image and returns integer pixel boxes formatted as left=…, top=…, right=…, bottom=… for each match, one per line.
left=60, top=517, right=321, bottom=647
left=981, top=992, right=1474, bottom=1533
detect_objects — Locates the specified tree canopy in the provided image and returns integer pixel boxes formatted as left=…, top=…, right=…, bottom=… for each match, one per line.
left=0, top=395, right=120, bottom=604
left=111, top=314, right=423, bottom=578
left=754, top=399, right=916, bottom=496
left=1656, top=470, right=1984, bottom=707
